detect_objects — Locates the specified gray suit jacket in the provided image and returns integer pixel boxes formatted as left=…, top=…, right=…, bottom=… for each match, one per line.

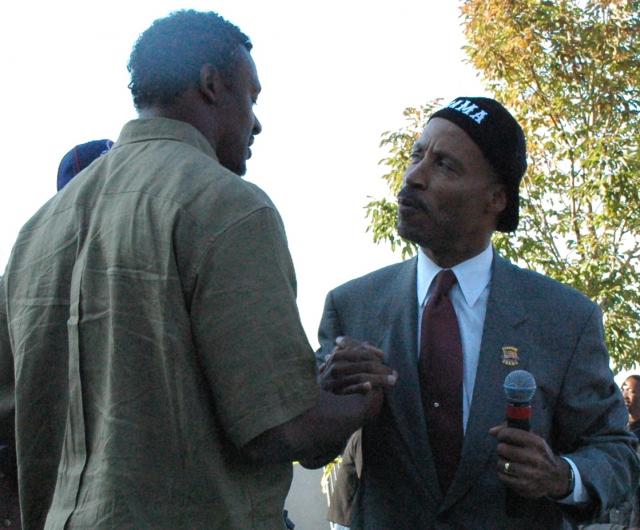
left=317, top=253, right=638, bottom=529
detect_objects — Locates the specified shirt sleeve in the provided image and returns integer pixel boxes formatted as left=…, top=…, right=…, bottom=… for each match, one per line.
left=189, top=207, right=320, bottom=448
left=0, top=276, right=15, bottom=453
left=555, top=457, right=589, bottom=504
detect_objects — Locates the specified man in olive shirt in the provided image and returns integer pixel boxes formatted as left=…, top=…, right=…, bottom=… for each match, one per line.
left=0, top=11, right=394, bottom=530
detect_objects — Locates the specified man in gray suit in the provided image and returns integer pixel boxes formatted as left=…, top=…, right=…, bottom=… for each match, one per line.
left=317, top=97, right=638, bottom=528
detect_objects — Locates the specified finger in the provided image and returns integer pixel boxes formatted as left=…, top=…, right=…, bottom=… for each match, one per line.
left=495, top=460, right=537, bottom=496
left=495, top=433, right=552, bottom=474
left=334, top=345, right=385, bottom=361
left=330, top=348, right=385, bottom=364
left=325, top=372, right=398, bottom=390
left=495, top=442, right=537, bottom=466
left=327, top=360, right=395, bottom=377
left=322, top=368, right=397, bottom=392
left=339, top=381, right=374, bottom=395
left=335, top=336, right=385, bottom=360
left=497, top=458, right=535, bottom=480
left=493, top=426, right=541, bottom=448
left=489, top=423, right=506, bottom=436
left=322, top=372, right=397, bottom=392
left=360, top=341, right=385, bottom=359
left=497, top=458, right=519, bottom=478
left=335, top=336, right=357, bottom=348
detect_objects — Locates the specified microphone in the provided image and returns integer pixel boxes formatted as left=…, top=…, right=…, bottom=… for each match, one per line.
left=503, top=370, right=536, bottom=518
left=504, top=370, right=536, bottom=431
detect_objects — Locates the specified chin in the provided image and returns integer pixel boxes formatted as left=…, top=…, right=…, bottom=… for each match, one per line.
left=397, top=221, right=425, bottom=247
left=222, top=161, right=246, bottom=177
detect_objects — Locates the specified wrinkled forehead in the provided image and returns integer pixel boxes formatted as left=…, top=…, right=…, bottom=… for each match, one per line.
left=419, top=118, right=480, bottom=148
left=417, top=118, right=489, bottom=166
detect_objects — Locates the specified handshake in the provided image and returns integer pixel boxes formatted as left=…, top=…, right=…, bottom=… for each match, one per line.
left=318, top=336, right=398, bottom=414
left=291, top=337, right=398, bottom=470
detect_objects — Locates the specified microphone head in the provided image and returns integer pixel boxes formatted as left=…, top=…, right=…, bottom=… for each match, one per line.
left=504, top=370, right=536, bottom=404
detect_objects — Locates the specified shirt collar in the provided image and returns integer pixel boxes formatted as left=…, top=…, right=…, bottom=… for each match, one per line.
left=116, top=117, right=219, bottom=162
left=417, top=244, right=493, bottom=308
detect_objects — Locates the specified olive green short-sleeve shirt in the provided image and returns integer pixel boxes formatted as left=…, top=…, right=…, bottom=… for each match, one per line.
left=0, top=118, right=319, bottom=530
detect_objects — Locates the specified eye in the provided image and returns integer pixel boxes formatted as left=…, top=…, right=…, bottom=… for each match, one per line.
left=435, top=155, right=454, bottom=172
left=409, top=150, right=423, bottom=163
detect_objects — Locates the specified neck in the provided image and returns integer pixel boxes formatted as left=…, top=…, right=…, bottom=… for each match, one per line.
left=138, top=107, right=164, bottom=119
left=137, top=90, right=216, bottom=149
left=421, top=240, right=491, bottom=269
left=138, top=103, right=192, bottom=123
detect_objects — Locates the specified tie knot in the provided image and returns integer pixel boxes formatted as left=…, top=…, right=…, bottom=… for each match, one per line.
left=432, top=269, right=457, bottom=298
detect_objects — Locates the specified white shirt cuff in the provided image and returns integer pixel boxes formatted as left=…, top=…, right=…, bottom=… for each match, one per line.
left=555, top=456, right=589, bottom=504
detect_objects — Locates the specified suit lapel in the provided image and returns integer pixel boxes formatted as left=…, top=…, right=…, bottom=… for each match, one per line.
left=443, top=253, right=529, bottom=510
left=377, top=257, right=442, bottom=504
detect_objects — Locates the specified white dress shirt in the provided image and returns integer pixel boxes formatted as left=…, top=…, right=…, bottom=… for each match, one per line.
left=416, top=245, right=587, bottom=504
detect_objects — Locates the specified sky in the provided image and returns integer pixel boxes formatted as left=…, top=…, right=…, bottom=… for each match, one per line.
left=0, top=0, right=486, bottom=339
left=0, top=1, right=633, bottom=382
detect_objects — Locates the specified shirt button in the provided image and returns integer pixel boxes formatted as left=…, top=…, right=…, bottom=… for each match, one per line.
left=433, top=402, right=440, bottom=408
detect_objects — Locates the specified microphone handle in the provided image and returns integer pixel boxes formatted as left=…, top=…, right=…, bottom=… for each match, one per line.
left=507, top=416, right=530, bottom=430
left=506, top=402, right=531, bottom=431
left=505, top=403, right=533, bottom=518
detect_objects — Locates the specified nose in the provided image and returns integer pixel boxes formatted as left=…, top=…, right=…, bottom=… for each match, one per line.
left=403, top=161, right=429, bottom=190
left=252, top=114, right=262, bottom=136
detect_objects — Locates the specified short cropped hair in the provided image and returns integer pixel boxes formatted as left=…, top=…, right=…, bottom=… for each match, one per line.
left=127, top=10, right=252, bottom=110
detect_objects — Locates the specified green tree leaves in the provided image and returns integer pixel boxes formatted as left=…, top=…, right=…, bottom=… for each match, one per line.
left=365, top=0, right=640, bottom=369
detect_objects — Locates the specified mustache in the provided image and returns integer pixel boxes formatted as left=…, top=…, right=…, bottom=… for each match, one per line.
left=397, top=187, right=429, bottom=213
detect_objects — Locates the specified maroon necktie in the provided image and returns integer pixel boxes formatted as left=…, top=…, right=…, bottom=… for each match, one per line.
left=419, top=269, right=463, bottom=494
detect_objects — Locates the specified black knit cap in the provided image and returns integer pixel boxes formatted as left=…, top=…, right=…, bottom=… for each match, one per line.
left=429, top=97, right=527, bottom=232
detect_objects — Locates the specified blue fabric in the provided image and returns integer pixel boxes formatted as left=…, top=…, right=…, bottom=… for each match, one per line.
left=56, top=139, right=113, bottom=191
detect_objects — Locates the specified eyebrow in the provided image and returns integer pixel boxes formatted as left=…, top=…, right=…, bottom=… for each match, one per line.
left=411, top=142, right=426, bottom=154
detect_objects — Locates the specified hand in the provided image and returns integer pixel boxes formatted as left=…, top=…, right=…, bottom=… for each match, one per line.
left=490, top=424, right=572, bottom=499
left=319, top=336, right=398, bottom=395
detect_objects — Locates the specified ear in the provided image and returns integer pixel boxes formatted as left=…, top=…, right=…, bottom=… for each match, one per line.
left=199, top=63, right=224, bottom=106
left=490, top=183, right=508, bottom=216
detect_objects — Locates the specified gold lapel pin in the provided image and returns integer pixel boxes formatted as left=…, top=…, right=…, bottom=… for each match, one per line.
left=501, top=346, right=519, bottom=366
